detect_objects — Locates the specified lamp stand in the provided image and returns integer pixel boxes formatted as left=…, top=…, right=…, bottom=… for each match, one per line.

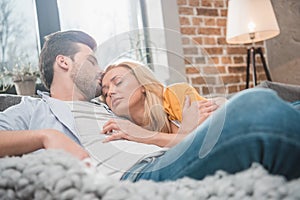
left=245, top=47, right=272, bottom=89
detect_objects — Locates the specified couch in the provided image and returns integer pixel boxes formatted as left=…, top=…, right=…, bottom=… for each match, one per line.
left=1, top=81, right=299, bottom=112
left=255, top=80, right=300, bottom=102
left=0, top=81, right=300, bottom=199
left=0, top=94, right=22, bottom=112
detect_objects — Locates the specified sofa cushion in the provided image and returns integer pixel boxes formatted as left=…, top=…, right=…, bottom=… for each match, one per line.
left=256, top=81, right=300, bottom=102
left=0, top=94, right=22, bottom=111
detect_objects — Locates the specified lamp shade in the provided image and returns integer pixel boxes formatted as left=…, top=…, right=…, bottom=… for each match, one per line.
left=226, top=0, right=280, bottom=44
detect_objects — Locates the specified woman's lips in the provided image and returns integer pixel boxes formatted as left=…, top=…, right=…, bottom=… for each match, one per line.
left=112, top=97, right=123, bottom=108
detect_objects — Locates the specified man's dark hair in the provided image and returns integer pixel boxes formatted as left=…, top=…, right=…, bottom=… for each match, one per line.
left=39, top=30, right=97, bottom=89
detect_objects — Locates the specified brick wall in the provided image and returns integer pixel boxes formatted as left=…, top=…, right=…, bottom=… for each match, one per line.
left=177, top=0, right=268, bottom=97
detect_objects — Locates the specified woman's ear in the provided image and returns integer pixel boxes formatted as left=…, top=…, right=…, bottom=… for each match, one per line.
left=56, top=55, right=70, bottom=70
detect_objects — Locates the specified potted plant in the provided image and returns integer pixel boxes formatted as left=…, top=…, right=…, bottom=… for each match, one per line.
left=1, top=62, right=40, bottom=96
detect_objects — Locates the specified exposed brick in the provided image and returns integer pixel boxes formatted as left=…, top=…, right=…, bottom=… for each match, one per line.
left=192, top=17, right=203, bottom=25
left=196, top=8, right=218, bottom=16
left=221, top=57, right=232, bottom=64
left=215, top=86, right=226, bottom=94
left=204, top=37, right=216, bottom=45
left=233, top=56, right=244, bottom=64
left=220, top=9, right=227, bottom=17
left=245, top=82, right=255, bottom=88
left=241, top=74, right=248, bottom=82
left=177, top=0, right=187, bottom=5
left=227, top=85, right=239, bottom=93
left=181, top=27, right=196, bottom=35
left=194, top=86, right=201, bottom=94
left=251, top=66, right=264, bottom=77
left=257, top=73, right=267, bottom=81
left=202, top=66, right=221, bottom=74
left=210, top=57, right=219, bottom=64
left=227, top=47, right=247, bottom=54
left=186, top=66, right=200, bottom=74
left=201, top=86, right=211, bottom=95
left=214, top=0, right=225, bottom=8
left=203, top=76, right=217, bottom=85
left=180, top=16, right=190, bottom=25
left=217, top=18, right=227, bottom=27
left=183, top=47, right=198, bottom=54
left=184, top=57, right=193, bottom=64
left=228, top=66, right=246, bottom=73
left=198, top=27, right=221, bottom=35
left=221, top=75, right=241, bottom=84
left=217, top=37, right=227, bottom=45
left=201, top=0, right=213, bottom=7
left=179, top=7, right=194, bottom=15
left=195, top=57, right=206, bottom=64
left=191, top=76, right=206, bottom=84
left=204, top=47, right=223, bottom=55
left=255, top=57, right=263, bottom=65
left=189, top=0, right=199, bottom=7
left=222, top=27, right=227, bottom=36
left=192, top=36, right=203, bottom=44
left=204, top=18, right=215, bottom=26
left=177, top=0, right=268, bottom=95
left=225, top=0, right=229, bottom=7
left=216, top=66, right=227, bottom=74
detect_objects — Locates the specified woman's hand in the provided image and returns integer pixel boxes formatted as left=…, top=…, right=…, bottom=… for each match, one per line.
left=101, top=119, right=157, bottom=144
left=179, top=96, right=219, bottom=134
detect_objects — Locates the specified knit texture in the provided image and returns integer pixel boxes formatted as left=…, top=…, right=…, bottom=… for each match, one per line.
left=0, top=150, right=299, bottom=200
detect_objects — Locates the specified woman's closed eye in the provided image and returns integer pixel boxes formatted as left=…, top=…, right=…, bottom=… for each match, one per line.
left=113, top=77, right=123, bottom=86
left=101, top=75, right=125, bottom=98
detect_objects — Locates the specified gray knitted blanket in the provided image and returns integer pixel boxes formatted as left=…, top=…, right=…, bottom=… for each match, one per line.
left=0, top=150, right=299, bottom=200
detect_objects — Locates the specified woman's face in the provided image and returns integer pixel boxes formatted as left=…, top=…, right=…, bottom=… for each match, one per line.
left=101, top=66, right=145, bottom=117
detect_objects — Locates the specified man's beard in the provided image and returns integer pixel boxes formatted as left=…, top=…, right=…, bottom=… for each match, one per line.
left=71, top=63, right=102, bottom=100
left=76, top=80, right=101, bottom=100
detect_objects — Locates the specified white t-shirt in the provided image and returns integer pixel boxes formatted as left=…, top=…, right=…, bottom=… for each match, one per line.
left=66, top=100, right=166, bottom=179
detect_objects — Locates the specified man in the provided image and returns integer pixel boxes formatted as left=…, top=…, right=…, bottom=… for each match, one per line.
left=0, top=30, right=99, bottom=160
left=0, top=30, right=299, bottom=182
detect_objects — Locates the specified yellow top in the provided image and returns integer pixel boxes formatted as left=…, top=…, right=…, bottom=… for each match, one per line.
left=163, top=82, right=206, bottom=122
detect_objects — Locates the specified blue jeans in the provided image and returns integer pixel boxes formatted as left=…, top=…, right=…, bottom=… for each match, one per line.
left=121, top=88, right=300, bottom=182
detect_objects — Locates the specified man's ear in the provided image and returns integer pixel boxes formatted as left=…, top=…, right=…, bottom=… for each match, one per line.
left=56, top=55, right=70, bottom=70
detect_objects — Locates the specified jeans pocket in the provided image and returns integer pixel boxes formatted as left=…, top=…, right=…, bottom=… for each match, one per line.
left=121, top=156, right=158, bottom=181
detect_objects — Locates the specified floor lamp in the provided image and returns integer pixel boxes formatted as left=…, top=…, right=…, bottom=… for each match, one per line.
left=226, top=0, right=280, bottom=89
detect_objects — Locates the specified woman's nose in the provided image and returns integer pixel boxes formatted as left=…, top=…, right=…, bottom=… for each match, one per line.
left=107, top=85, right=116, bottom=97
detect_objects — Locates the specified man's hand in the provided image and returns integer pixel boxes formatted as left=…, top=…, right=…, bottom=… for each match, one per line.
left=0, top=129, right=89, bottom=161
left=41, top=129, right=89, bottom=160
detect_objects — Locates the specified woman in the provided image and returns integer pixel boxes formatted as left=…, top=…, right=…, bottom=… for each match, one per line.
left=100, top=60, right=219, bottom=147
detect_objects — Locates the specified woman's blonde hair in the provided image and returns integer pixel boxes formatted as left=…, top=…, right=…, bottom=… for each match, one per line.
left=103, top=60, right=172, bottom=133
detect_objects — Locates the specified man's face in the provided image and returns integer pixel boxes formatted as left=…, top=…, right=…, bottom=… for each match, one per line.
left=70, top=44, right=102, bottom=100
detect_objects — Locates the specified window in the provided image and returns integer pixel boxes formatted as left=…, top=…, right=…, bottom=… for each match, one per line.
left=57, top=0, right=147, bottom=68
left=0, top=0, right=185, bottom=91
left=56, top=0, right=185, bottom=85
left=0, top=0, right=39, bottom=71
